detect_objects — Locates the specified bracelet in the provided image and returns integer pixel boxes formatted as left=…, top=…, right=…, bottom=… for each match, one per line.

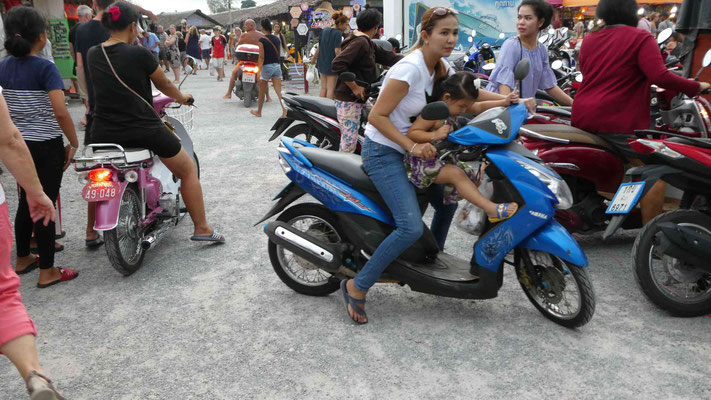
left=68, top=143, right=79, bottom=150
left=411, top=143, right=418, bottom=153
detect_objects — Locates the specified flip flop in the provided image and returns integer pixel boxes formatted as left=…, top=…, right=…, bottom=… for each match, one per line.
left=16, top=256, right=39, bottom=275
left=37, top=268, right=79, bottom=289
left=190, top=230, right=226, bottom=243
left=85, top=236, right=104, bottom=248
left=26, top=370, right=66, bottom=400
left=488, top=202, right=518, bottom=223
left=340, top=279, right=367, bottom=325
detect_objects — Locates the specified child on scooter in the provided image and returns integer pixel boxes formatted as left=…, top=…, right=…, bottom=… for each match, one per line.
left=405, top=71, right=518, bottom=222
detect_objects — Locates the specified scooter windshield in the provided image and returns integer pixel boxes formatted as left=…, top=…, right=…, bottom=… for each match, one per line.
left=447, top=103, right=528, bottom=146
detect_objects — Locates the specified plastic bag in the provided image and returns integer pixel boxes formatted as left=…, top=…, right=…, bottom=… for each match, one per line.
left=306, top=64, right=319, bottom=85
left=455, top=172, right=494, bottom=236
left=209, top=63, right=216, bottom=76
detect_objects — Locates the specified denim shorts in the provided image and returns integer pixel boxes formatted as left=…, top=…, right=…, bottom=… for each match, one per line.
left=260, top=63, right=282, bottom=81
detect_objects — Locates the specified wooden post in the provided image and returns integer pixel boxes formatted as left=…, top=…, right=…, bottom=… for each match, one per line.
left=304, top=63, right=309, bottom=94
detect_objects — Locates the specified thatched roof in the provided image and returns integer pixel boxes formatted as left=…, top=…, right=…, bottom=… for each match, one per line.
left=156, top=9, right=221, bottom=30
left=210, top=0, right=320, bottom=28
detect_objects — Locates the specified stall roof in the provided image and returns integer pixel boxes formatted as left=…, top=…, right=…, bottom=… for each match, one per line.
left=563, top=0, right=681, bottom=6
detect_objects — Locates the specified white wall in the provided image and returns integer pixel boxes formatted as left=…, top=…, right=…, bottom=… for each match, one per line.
left=383, top=0, right=403, bottom=41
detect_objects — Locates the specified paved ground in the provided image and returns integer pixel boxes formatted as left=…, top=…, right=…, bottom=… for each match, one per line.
left=2, top=71, right=710, bottom=399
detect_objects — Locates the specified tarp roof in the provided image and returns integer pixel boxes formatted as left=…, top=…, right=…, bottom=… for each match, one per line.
left=562, top=0, right=681, bottom=6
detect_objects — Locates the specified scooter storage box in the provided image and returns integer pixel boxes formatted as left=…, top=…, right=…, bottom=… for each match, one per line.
left=236, top=44, right=260, bottom=62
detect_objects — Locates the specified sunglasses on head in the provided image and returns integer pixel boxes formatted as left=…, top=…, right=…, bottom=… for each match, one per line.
left=432, top=7, right=458, bottom=16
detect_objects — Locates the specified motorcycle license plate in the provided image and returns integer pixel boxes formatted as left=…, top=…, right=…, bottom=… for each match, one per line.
left=606, top=182, right=645, bottom=214
left=82, top=181, right=118, bottom=202
left=244, top=73, right=256, bottom=83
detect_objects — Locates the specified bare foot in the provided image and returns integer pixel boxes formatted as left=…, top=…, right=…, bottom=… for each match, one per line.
left=346, top=279, right=367, bottom=323
left=281, top=109, right=287, bottom=118
left=222, top=93, right=231, bottom=99
left=250, top=110, right=261, bottom=117
left=15, top=255, right=38, bottom=273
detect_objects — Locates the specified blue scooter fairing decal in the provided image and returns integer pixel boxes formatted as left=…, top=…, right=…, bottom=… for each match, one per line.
left=448, top=103, right=528, bottom=146
left=520, top=219, right=588, bottom=267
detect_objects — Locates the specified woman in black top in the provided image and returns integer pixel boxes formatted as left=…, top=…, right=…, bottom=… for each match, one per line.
left=87, top=1, right=224, bottom=243
left=250, top=19, right=287, bottom=118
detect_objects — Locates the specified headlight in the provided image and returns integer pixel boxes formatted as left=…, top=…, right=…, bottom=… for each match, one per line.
left=516, top=160, right=573, bottom=210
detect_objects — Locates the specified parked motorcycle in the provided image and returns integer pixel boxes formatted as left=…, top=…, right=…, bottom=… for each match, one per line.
left=72, top=60, right=199, bottom=275
left=233, top=44, right=260, bottom=108
left=258, top=60, right=596, bottom=328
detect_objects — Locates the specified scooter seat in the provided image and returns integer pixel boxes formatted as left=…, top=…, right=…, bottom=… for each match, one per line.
left=298, top=147, right=376, bottom=192
left=523, top=124, right=612, bottom=149
left=92, top=146, right=154, bottom=163
left=536, top=106, right=571, bottom=118
left=292, top=96, right=338, bottom=121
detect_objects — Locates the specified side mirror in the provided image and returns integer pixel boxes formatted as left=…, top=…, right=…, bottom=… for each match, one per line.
left=538, top=34, right=550, bottom=44
left=657, top=28, right=673, bottom=45
left=184, top=65, right=193, bottom=75
left=421, top=101, right=450, bottom=121
left=482, top=62, right=496, bottom=72
left=340, top=72, right=356, bottom=82
left=498, top=33, right=505, bottom=39
left=703, top=49, right=711, bottom=68
left=550, top=59, right=563, bottom=70
left=185, top=57, right=196, bottom=70
left=514, top=59, right=531, bottom=81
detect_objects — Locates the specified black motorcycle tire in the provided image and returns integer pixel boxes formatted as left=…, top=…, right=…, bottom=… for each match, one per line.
left=632, top=209, right=711, bottom=317
left=268, top=203, right=344, bottom=296
left=514, top=249, right=596, bottom=328
left=243, top=86, right=253, bottom=108
left=105, top=184, right=146, bottom=276
left=283, top=124, right=334, bottom=149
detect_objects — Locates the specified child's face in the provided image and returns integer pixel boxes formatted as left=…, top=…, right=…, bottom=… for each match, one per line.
left=443, top=95, right=474, bottom=118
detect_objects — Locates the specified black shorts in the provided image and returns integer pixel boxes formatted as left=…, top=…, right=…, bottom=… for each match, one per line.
left=201, top=49, right=211, bottom=59
left=92, top=125, right=182, bottom=159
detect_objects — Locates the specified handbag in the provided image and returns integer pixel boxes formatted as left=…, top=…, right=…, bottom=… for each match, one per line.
left=100, top=43, right=180, bottom=139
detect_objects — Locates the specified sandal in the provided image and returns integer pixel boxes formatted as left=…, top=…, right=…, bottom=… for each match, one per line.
left=85, top=235, right=104, bottom=248
left=37, top=268, right=79, bottom=289
left=190, top=230, right=226, bottom=243
left=488, top=203, right=518, bottom=223
left=26, top=370, right=65, bottom=400
left=15, top=256, right=39, bottom=275
left=340, top=280, right=367, bottom=325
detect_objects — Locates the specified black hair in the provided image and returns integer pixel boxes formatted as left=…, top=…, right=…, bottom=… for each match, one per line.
left=670, top=31, right=682, bottom=43
left=3, top=6, right=47, bottom=58
left=387, top=37, right=400, bottom=52
left=356, top=8, right=382, bottom=32
left=261, top=18, right=272, bottom=33
left=101, top=1, right=139, bottom=31
left=596, top=0, right=639, bottom=27
left=436, top=71, right=479, bottom=101
left=97, top=0, right=113, bottom=10
left=518, top=0, right=554, bottom=31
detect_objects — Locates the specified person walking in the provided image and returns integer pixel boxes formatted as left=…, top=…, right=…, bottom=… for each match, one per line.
left=211, top=26, right=227, bottom=81
left=157, top=25, right=170, bottom=72
left=272, top=22, right=289, bottom=80
left=185, top=26, right=201, bottom=75
left=165, top=25, right=181, bottom=83
left=311, top=11, right=348, bottom=99
left=199, top=28, right=211, bottom=70
left=0, top=6, right=80, bottom=288
left=68, top=4, right=93, bottom=127
left=250, top=19, right=286, bottom=118
left=223, top=19, right=268, bottom=99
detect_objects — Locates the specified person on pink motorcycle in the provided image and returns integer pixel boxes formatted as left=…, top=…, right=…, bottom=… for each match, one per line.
left=87, top=1, right=224, bottom=243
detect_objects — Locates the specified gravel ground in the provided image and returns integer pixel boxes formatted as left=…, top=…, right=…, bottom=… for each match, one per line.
left=1, top=71, right=710, bottom=399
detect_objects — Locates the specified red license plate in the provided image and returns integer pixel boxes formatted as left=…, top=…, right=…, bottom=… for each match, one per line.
left=82, top=181, right=118, bottom=202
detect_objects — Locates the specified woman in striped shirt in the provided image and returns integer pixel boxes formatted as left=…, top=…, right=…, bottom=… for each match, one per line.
left=0, top=6, right=80, bottom=288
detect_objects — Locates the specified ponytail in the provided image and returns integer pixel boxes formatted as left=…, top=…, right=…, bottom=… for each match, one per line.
left=3, top=6, right=47, bottom=58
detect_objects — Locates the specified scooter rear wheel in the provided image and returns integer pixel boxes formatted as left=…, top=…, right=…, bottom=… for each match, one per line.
left=515, top=249, right=595, bottom=328
left=632, top=210, right=711, bottom=316
left=268, top=203, right=343, bottom=296
left=284, top=124, right=334, bottom=150
left=105, top=184, right=146, bottom=276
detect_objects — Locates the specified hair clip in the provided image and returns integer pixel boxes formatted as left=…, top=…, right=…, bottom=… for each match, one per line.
left=109, top=6, right=121, bottom=22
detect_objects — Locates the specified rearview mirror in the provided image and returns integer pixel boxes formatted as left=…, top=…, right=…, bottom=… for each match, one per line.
left=551, top=59, right=563, bottom=70
left=184, top=65, right=193, bottom=75
left=703, top=49, right=711, bottom=68
left=468, top=37, right=473, bottom=43
left=482, top=63, right=496, bottom=72
left=538, top=34, right=550, bottom=44
left=514, top=59, right=530, bottom=81
left=421, top=101, right=450, bottom=121
left=185, top=57, right=196, bottom=70
left=575, top=73, right=583, bottom=83
left=340, top=72, right=356, bottom=82
left=657, top=28, right=673, bottom=45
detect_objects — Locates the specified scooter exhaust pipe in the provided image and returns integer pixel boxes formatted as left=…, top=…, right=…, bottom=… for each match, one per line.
left=264, top=221, right=344, bottom=270
left=141, top=223, right=172, bottom=250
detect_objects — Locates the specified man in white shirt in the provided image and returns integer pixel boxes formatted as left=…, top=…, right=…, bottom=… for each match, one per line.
left=199, top=29, right=212, bottom=70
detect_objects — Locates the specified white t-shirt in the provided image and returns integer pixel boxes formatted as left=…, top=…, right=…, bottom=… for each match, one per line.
left=364, top=50, right=447, bottom=154
left=199, top=34, right=212, bottom=50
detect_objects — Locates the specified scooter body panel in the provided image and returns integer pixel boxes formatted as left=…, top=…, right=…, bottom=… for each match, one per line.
left=94, top=179, right=129, bottom=231
left=534, top=143, right=625, bottom=193
left=519, top=219, right=588, bottom=267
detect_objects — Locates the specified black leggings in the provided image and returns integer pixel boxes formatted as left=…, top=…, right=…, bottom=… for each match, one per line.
left=15, top=137, right=64, bottom=269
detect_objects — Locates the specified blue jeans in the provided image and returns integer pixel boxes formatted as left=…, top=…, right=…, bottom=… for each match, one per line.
left=428, top=184, right=458, bottom=251
left=354, top=139, right=423, bottom=293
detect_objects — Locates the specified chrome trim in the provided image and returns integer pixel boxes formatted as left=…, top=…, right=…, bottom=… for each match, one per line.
left=275, top=227, right=334, bottom=262
left=519, top=127, right=570, bottom=144
left=546, top=162, right=580, bottom=171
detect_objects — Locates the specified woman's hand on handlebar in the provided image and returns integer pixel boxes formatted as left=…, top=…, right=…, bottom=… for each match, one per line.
left=700, top=82, right=711, bottom=95
left=351, top=85, right=366, bottom=101
left=411, top=142, right=437, bottom=159
left=180, top=93, right=194, bottom=106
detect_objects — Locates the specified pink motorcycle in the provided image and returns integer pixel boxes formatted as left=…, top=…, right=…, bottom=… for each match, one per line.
left=72, top=92, right=198, bottom=275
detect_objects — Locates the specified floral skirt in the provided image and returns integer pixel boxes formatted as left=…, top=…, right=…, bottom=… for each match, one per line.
left=405, top=152, right=478, bottom=204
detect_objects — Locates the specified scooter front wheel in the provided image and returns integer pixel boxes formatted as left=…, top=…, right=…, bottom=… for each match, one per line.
left=515, top=249, right=595, bottom=328
left=268, top=203, right=344, bottom=296
left=105, top=184, right=146, bottom=276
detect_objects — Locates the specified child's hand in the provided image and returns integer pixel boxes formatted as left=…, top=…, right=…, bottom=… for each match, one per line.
left=505, top=91, right=519, bottom=105
left=434, top=122, right=452, bottom=141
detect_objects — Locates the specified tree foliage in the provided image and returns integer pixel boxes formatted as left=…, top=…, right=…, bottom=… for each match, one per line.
left=207, top=0, right=235, bottom=13
left=241, top=0, right=257, bottom=9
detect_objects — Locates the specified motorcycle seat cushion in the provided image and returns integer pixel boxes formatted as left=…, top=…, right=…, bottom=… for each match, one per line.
left=91, top=146, right=154, bottom=163
left=298, top=147, right=376, bottom=192
left=292, top=96, right=339, bottom=121
left=523, top=124, right=612, bottom=149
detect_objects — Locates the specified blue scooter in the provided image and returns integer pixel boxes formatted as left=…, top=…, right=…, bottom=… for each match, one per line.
left=257, top=60, right=595, bottom=328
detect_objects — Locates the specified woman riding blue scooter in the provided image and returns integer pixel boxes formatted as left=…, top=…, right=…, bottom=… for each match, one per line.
left=342, top=7, right=536, bottom=324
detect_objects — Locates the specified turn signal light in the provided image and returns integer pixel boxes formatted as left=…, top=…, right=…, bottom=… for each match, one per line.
left=89, top=168, right=113, bottom=182
left=244, top=65, right=260, bottom=73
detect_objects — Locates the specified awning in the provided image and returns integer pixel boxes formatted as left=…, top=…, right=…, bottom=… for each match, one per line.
left=563, top=0, right=682, bottom=6
left=548, top=0, right=563, bottom=6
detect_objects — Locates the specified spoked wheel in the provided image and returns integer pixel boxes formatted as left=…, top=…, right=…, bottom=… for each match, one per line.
left=268, top=203, right=343, bottom=296
left=105, top=185, right=145, bottom=276
left=632, top=210, right=711, bottom=316
left=515, top=249, right=595, bottom=328
left=284, top=124, right=336, bottom=150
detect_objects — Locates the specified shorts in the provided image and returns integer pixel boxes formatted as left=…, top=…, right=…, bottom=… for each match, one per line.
left=212, top=57, right=224, bottom=69
left=201, top=49, right=211, bottom=59
left=92, top=124, right=182, bottom=159
left=260, top=63, right=282, bottom=81
left=159, top=48, right=167, bottom=60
